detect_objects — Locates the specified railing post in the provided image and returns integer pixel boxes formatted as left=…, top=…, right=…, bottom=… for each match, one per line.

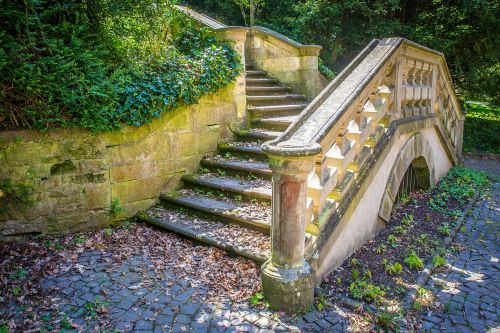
left=261, top=143, right=321, bottom=311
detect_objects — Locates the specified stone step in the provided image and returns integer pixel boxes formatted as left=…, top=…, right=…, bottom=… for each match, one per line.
left=182, top=174, right=272, bottom=201
left=235, top=129, right=282, bottom=142
left=245, top=86, right=292, bottom=96
left=246, top=95, right=306, bottom=106
left=245, top=78, right=280, bottom=87
left=201, top=158, right=272, bottom=179
left=247, top=94, right=306, bottom=102
left=138, top=207, right=270, bottom=263
left=251, top=115, right=298, bottom=131
left=160, top=192, right=271, bottom=233
left=247, top=103, right=307, bottom=118
left=218, top=142, right=266, bottom=160
left=245, top=70, right=267, bottom=77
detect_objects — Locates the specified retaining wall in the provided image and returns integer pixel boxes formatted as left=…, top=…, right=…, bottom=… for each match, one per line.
left=0, top=83, right=243, bottom=240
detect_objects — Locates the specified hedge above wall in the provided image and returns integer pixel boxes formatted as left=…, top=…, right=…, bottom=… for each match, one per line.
left=0, top=0, right=242, bottom=132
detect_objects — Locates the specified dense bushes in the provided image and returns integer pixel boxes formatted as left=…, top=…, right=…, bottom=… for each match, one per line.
left=0, top=0, right=241, bottom=132
left=463, top=102, right=500, bottom=154
left=188, top=0, right=499, bottom=106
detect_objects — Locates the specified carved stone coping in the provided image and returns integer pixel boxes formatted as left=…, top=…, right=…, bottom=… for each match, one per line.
left=264, top=38, right=464, bottom=158
left=250, top=26, right=322, bottom=56
left=262, top=38, right=400, bottom=158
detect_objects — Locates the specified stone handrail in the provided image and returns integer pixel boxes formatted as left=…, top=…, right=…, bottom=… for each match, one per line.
left=176, top=5, right=226, bottom=29
left=263, top=37, right=463, bottom=221
left=260, top=37, right=464, bottom=308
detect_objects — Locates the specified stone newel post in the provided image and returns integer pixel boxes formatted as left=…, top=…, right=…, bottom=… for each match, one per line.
left=261, top=143, right=321, bottom=311
left=215, top=27, right=248, bottom=122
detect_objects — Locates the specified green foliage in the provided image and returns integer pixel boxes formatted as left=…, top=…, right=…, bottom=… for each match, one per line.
left=249, top=292, right=269, bottom=307
left=437, top=223, right=451, bottom=236
left=432, top=255, right=446, bottom=268
left=349, top=268, right=385, bottom=302
left=404, top=251, right=424, bottom=270
left=432, top=167, right=489, bottom=209
left=385, top=262, right=403, bottom=275
left=60, top=314, right=72, bottom=330
left=190, top=0, right=499, bottom=104
left=316, top=294, right=327, bottom=311
left=12, top=287, right=21, bottom=297
left=9, top=268, right=28, bottom=281
left=412, top=301, right=422, bottom=310
left=318, top=58, right=336, bottom=80
left=387, top=234, right=398, bottom=248
left=393, top=226, right=406, bottom=235
left=0, top=179, right=33, bottom=214
left=376, top=310, right=401, bottom=332
left=463, top=102, right=500, bottom=153
left=110, top=197, right=124, bottom=215
left=74, top=235, right=86, bottom=245
left=416, top=233, right=428, bottom=246
left=375, top=243, right=387, bottom=254
left=0, top=1, right=241, bottom=131
left=349, top=280, right=385, bottom=303
left=84, top=296, right=110, bottom=319
left=401, top=214, right=414, bottom=226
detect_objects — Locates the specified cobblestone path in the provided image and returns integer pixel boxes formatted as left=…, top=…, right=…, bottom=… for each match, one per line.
left=421, top=177, right=499, bottom=332
left=20, top=253, right=350, bottom=333
left=3, top=160, right=498, bottom=332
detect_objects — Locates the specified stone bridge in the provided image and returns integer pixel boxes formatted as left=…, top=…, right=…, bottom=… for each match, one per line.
left=0, top=6, right=464, bottom=313
left=176, top=7, right=464, bottom=311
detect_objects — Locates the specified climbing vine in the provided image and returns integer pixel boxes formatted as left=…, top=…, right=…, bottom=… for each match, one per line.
left=0, top=0, right=242, bottom=132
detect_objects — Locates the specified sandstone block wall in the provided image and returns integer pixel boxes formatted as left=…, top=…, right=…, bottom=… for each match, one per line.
left=245, top=27, right=326, bottom=99
left=0, top=83, right=242, bottom=240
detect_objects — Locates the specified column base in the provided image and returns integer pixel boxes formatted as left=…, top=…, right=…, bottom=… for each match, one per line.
left=261, top=260, right=315, bottom=312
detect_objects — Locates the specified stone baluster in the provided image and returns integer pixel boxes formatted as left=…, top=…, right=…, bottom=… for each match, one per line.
left=261, top=142, right=321, bottom=311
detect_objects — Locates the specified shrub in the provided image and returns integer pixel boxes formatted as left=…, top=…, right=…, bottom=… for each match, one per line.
left=404, top=251, right=424, bottom=270
left=385, top=262, right=403, bottom=275
left=463, top=102, right=500, bottom=154
left=349, top=280, right=385, bottom=303
left=0, top=1, right=241, bottom=132
left=432, top=255, right=446, bottom=269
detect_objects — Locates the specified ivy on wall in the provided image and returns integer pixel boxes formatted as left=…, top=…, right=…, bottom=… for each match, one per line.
left=0, top=0, right=242, bottom=132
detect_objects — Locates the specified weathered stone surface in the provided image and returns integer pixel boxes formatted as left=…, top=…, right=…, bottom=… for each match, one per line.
left=0, top=83, right=241, bottom=239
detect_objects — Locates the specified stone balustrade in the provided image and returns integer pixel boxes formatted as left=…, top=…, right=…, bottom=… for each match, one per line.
left=261, top=38, right=464, bottom=310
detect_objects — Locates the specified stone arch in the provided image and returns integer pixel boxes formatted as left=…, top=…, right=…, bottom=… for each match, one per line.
left=379, top=133, right=436, bottom=222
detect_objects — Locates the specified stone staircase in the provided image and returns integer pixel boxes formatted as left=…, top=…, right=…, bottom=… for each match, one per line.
left=138, top=67, right=309, bottom=263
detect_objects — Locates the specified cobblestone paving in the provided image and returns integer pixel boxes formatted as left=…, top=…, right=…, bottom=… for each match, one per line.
left=3, top=160, right=498, bottom=332
left=421, top=180, right=499, bottom=332
left=6, top=253, right=351, bottom=332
